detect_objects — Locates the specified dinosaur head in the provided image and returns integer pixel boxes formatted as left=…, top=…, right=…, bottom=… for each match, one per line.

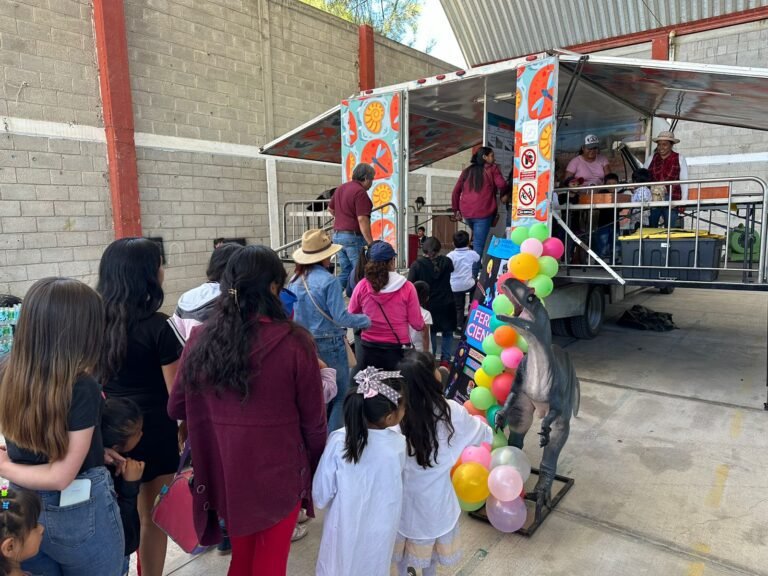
left=497, top=277, right=552, bottom=345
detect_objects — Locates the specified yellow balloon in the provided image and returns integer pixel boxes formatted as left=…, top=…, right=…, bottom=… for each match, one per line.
left=510, top=253, right=540, bottom=281
left=474, top=368, right=493, bottom=388
left=452, top=462, right=490, bottom=503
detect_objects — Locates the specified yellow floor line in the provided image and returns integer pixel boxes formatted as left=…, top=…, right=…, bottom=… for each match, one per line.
left=730, top=411, right=743, bottom=439
left=705, top=465, right=730, bottom=509
left=687, top=543, right=711, bottom=576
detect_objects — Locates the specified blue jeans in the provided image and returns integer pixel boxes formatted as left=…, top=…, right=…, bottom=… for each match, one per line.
left=316, top=334, right=350, bottom=432
left=464, top=216, right=494, bottom=277
left=20, top=466, right=124, bottom=576
left=649, top=208, right=681, bottom=229
left=431, top=328, right=455, bottom=362
left=333, top=232, right=366, bottom=292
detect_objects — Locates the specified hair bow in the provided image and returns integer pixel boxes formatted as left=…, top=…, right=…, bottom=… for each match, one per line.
left=354, top=367, right=402, bottom=404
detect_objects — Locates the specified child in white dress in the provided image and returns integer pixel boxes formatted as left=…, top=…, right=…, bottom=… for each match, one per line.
left=313, top=367, right=407, bottom=576
left=394, top=351, right=493, bottom=576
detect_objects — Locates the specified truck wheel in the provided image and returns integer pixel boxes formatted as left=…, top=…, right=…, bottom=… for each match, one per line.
left=659, top=286, right=675, bottom=294
left=551, top=318, right=571, bottom=337
left=569, top=287, right=604, bottom=339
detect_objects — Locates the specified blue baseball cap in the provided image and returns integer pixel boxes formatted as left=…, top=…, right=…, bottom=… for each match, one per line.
left=368, top=241, right=397, bottom=262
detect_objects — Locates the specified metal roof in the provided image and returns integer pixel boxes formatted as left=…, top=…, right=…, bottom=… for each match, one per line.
left=440, top=0, right=768, bottom=67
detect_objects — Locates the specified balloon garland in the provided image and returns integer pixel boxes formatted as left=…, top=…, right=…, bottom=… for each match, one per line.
left=451, top=224, right=565, bottom=533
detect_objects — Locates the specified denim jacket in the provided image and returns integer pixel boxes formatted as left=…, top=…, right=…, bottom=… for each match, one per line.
left=288, top=265, right=370, bottom=339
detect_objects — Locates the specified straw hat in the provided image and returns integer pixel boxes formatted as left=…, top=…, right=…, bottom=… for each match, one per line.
left=653, top=130, right=680, bottom=144
left=292, top=229, right=341, bottom=264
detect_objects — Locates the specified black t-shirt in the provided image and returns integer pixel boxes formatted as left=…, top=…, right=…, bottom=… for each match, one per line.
left=7, top=375, right=104, bottom=472
left=408, top=255, right=455, bottom=309
left=104, top=312, right=182, bottom=421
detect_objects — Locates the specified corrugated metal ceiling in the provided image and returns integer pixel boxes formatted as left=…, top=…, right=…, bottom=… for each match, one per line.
left=440, top=0, right=768, bottom=66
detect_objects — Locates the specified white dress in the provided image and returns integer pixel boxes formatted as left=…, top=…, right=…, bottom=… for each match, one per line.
left=398, top=400, right=493, bottom=540
left=313, top=427, right=406, bottom=576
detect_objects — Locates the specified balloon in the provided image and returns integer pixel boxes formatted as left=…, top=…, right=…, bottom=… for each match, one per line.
left=529, top=223, right=550, bottom=242
left=493, top=325, right=518, bottom=348
left=491, top=373, right=514, bottom=403
left=501, top=347, right=524, bottom=370
left=537, top=255, right=559, bottom=278
left=486, top=404, right=501, bottom=428
left=464, top=399, right=483, bottom=416
left=542, top=237, right=565, bottom=260
left=486, top=495, right=528, bottom=533
left=528, top=274, right=554, bottom=298
left=492, top=294, right=515, bottom=317
left=490, top=446, right=532, bottom=482
left=517, top=335, right=528, bottom=353
left=509, top=226, right=529, bottom=245
left=470, top=386, right=495, bottom=411
left=520, top=237, right=543, bottom=258
left=488, top=465, right=524, bottom=501
left=481, top=354, right=504, bottom=377
left=489, top=315, right=507, bottom=332
left=458, top=497, right=486, bottom=512
left=473, top=368, right=493, bottom=388
left=510, top=253, right=540, bottom=281
left=492, top=428, right=508, bottom=450
left=495, top=271, right=514, bottom=293
left=450, top=458, right=461, bottom=478
left=482, top=334, right=503, bottom=356
left=452, top=462, right=490, bottom=503
left=481, top=442, right=492, bottom=452
left=461, top=445, right=491, bottom=469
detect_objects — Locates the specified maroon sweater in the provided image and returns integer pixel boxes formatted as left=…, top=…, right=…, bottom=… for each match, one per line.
left=451, top=163, right=508, bottom=219
left=169, top=320, right=327, bottom=543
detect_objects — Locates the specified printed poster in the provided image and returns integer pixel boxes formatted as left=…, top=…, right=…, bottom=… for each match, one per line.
left=486, top=112, right=515, bottom=178
left=341, top=93, right=403, bottom=248
left=510, top=56, right=558, bottom=229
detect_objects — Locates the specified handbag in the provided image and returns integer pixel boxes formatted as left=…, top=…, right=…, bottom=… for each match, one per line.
left=301, top=276, right=356, bottom=366
left=151, top=442, right=207, bottom=555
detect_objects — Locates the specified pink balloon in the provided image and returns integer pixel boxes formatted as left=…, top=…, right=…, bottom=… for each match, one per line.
left=491, top=373, right=514, bottom=404
left=486, top=495, right=527, bottom=533
left=520, top=237, right=543, bottom=258
left=542, top=237, right=565, bottom=260
left=481, top=442, right=492, bottom=452
left=461, top=445, right=491, bottom=469
left=500, top=347, right=524, bottom=370
left=487, top=465, right=524, bottom=502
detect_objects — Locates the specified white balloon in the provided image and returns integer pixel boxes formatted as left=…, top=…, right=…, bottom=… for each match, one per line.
left=489, top=446, right=531, bottom=483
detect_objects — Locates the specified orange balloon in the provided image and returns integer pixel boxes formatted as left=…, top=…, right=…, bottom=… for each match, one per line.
left=510, top=253, right=540, bottom=281
left=464, top=399, right=483, bottom=416
left=450, top=458, right=461, bottom=479
left=493, top=325, right=518, bottom=349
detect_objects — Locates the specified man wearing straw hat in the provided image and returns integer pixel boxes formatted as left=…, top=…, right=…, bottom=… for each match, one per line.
left=289, top=229, right=371, bottom=432
left=329, top=163, right=375, bottom=291
left=644, top=130, right=689, bottom=228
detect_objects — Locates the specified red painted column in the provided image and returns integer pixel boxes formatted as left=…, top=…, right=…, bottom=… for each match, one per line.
left=358, top=24, right=375, bottom=91
left=651, top=34, right=669, bottom=60
left=92, top=0, right=142, bottom=238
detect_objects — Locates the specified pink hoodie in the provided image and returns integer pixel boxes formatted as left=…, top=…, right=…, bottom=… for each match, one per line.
left=349, top=272, right=425, bottom=345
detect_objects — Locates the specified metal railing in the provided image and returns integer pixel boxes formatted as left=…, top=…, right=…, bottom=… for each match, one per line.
left=556, top=176, right=768, bottom=287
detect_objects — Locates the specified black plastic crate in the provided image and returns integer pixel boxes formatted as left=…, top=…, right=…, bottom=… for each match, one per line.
left=618, top=236, right=724, bottom=281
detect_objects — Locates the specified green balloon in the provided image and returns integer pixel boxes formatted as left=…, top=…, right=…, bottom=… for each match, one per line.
left=538, top=255, right=559, bottom=278
left=529, top=223, right=550, bottom=242
left=528, top=274, right=554, bottom=299
left=486, top=404, right=501, bottom=427
left=482, top=334, right=503, bottom=356
left=470, top=386, right=495, bottom=410
left=481, top=354, right=504, bottom=377
left=489, top=316, right=507, bottom=332
left=492, top=294, right=515, bottom=317
left=458, top=497, right=486, bottom=512
left=492, top=428, right=508, bottom=449
left=509, top=226, right=529, bottom=245
left=517, top=335, right=528, bottom=353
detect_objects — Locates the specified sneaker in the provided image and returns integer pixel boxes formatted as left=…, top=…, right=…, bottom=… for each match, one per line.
left=291, top=523, right=308, bottom=542
left=297, top=508, right=310, bottom=524
left=439, top=360, right=452, bottom=370
left=216, top=535, right=232, bottom=555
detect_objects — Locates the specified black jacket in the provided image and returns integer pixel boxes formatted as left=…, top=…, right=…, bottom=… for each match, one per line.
left=112, top=472, right=141, bottom=556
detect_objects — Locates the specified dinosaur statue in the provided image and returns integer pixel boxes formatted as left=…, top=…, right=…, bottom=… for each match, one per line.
left=494, top=277, right=580, bottom=506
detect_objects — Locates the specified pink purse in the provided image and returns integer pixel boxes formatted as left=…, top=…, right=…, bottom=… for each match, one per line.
left=151, top=443, right=207, bottom=555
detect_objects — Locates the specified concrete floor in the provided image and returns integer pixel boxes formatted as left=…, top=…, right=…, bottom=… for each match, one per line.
left=161, top=287, right=768, bottom=576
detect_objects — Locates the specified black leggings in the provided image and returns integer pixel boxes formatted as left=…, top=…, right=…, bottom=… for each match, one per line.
left=354, top=341, right=405, bottom=374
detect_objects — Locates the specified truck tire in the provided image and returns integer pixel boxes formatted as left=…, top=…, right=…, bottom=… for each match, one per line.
left=551, top=318, right=571, bottom=337
left=569, top=287, right=604, bottom=339
left=659, top=286, right=675, bottom=294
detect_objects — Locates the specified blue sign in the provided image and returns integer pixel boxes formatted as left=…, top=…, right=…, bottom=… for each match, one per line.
left=464, top=305, right=494, bottom=350
left=486, top=236, right=520, bottom=260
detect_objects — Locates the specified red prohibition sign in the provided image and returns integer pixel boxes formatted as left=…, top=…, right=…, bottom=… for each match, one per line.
left=521, top=149, right=537, bottom=169
left=519, top=183, right=536, bottom=205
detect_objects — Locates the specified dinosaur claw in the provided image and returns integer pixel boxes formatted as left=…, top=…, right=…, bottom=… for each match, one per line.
left=494, top=410, right=507, bottom=432
left=538, top=426, right=551, bottom=447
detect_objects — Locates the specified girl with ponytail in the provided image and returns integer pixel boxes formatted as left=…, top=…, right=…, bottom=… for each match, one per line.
left=450, top=146, right=508, bottom=276
left=313, top=367, right=407, bottom=576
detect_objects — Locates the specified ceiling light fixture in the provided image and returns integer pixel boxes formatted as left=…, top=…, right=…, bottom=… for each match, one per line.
left=664, top=87, right=732, bottom=97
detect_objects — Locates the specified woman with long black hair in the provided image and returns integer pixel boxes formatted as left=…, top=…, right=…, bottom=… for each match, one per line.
left=450, top=146, right=508, bottom=276
left=169, top=245, right=327, bottom=576
left=97, top=238, right=182, bottom=576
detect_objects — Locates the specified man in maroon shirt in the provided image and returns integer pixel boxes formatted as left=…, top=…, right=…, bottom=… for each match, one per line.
left=329, top=163, right=374, bottom=290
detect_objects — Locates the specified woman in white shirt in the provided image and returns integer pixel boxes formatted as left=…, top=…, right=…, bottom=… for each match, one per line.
left=394, top=351, right=493, bottom=576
